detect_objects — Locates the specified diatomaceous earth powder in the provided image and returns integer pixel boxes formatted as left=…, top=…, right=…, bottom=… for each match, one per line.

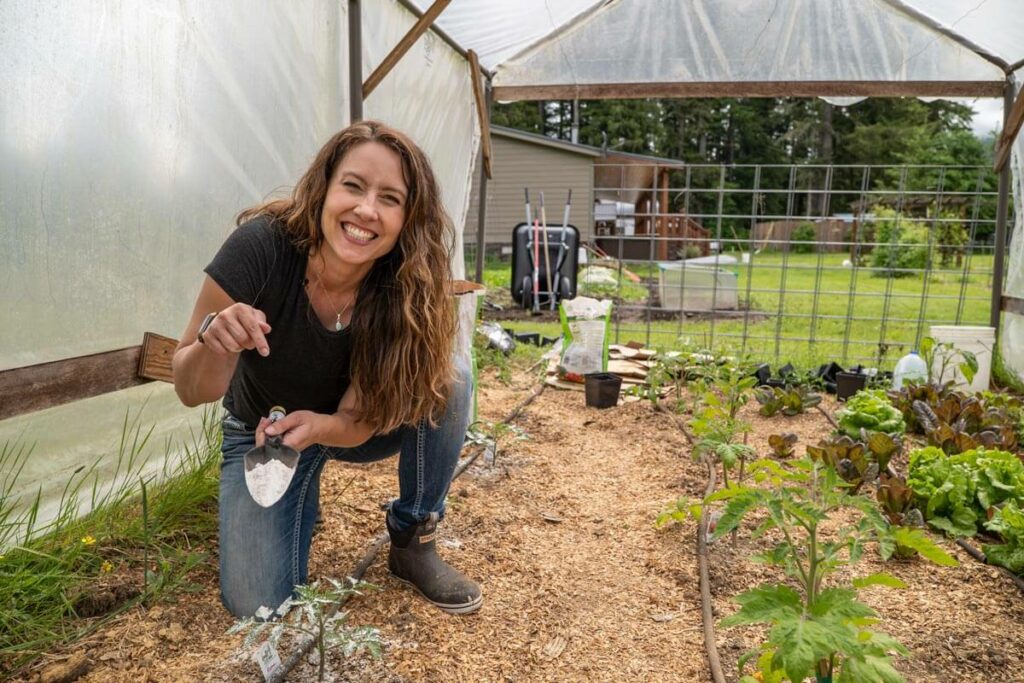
left=245, top=459, right=295, bottom=507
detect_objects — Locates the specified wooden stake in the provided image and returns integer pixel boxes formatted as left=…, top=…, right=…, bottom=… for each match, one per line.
left=993, top=85, right=1024, bottom=173
left=362, top=0, right=451, bottom=99
left=468, top=50, right=492, bottom=179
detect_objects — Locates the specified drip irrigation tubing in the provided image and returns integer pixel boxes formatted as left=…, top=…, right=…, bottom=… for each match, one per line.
left=815, top=403, right=839, bottom=430
left=268, top=381, right=547, bottom=682
left=954, top=537, right=1024, bottom=597
left=655, top=401, right=695, bottom=445
left=661, top=403, right=724, bottom=683
left=697, top=455, right=727, bottom=683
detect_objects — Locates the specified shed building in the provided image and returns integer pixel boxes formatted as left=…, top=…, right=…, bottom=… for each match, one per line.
left=466, top=125, right=598, bottom=250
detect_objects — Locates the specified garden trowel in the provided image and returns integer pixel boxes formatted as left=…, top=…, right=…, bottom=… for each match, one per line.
left=243, top=406, right=300, bottom=508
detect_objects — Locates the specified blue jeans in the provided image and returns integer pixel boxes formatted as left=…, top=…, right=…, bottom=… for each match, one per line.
left=218, top=363, right=473, bottom=618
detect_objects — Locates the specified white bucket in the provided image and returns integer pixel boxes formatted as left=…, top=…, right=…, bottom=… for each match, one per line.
left=928, top=325, right=995, bottom=393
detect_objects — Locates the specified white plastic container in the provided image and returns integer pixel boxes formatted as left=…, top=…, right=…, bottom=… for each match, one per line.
left=892, top=351, right=928, bottom=389
left=928, top=325, right=995, bottom=392
left=658, top=263, right=738, bottom=311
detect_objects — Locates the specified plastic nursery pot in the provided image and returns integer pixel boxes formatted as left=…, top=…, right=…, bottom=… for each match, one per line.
left=835, top=371, right=867, bottom=402
left=584, top=372, right=622, bottom=409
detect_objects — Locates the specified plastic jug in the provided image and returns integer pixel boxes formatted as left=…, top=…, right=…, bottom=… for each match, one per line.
left=892, top=351, right=928, bottom=389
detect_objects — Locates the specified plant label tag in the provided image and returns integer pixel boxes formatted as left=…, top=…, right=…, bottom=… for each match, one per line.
left=253, top=641, right=282, bottom=681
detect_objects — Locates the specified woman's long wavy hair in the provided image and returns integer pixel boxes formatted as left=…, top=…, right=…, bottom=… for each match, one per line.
left=237, top=120, right=457, bottom=433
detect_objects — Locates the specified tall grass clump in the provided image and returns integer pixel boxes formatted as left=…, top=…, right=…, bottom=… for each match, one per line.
left=0, top=406, right=222, bottom=674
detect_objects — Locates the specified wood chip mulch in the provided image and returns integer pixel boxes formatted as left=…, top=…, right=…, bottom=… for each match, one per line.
left=15, top=373, right=1024, bottom=683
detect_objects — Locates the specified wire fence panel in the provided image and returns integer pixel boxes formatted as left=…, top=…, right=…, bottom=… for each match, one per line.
left=589, top=162, right=1007, bottom=369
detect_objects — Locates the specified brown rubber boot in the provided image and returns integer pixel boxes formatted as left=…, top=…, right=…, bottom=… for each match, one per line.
left=387, top=512, right=482, bottom=615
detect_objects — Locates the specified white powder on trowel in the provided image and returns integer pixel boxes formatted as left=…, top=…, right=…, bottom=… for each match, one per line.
left=245, top=459, right=295, bottom=507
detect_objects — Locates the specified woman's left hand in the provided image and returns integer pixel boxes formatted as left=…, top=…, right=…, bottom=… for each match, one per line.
left=256, top=411, right=323, bottom=453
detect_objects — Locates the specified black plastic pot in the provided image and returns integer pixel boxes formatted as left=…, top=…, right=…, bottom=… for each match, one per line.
left=835, top=372, right=867, bottom=401
left=584, top=372, right=622, bottom=409
left=752, top=363, right=772, bottom=386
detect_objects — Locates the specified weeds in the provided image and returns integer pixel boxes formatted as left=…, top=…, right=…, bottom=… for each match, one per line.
left=0, top=407, right=222, bottom=674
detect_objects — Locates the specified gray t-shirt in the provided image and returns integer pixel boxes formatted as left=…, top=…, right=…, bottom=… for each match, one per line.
left=204, top=216, right=353, bottom=429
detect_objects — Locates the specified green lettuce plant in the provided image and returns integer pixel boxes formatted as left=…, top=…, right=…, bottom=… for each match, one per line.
left=836, top=389, right=905, bottom=440
left=907, top=446, right=1024, bottom=537
left=983, top=501, right=1024, bottom=573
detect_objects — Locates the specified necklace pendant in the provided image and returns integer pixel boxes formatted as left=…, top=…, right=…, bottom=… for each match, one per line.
left=335, top=314, right=343, bottom=332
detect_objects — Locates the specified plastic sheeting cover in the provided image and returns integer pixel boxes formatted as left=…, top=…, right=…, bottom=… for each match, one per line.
left=909, top=0, right=1024, bottom=71
left=416, top=1, right=1024, bottom=83
left=409, top=0, right=601, bottom=70
left=363, top=0, right=478, bottom=278
left=1, top=0, right=347, bottom=369
left=1, top=0, right=347, bottom=530
left=494, top=0, right=1004, bottom=90
left=1000, top=111, right=1024, bottom=383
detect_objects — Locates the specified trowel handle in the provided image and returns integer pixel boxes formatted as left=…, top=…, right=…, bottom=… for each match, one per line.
left=267, top=406, right=286, bottom=423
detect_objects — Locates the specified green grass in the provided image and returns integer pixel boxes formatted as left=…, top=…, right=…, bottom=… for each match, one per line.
left=474, top=252, right=994, bottom=372
left=0, top=409, right=222, bottom=674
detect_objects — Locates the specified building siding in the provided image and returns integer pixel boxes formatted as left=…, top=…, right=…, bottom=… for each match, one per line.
left=465, top=134, right=595, bottom=247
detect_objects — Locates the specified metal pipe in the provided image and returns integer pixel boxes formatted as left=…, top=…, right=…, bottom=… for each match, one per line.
left=348, top=0, right=362, bottom=122
left=990, top=81, right=1015, bottom=329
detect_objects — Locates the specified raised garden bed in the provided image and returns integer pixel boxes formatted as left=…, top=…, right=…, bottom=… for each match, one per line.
left=15, top=365, right=1024, bottom=682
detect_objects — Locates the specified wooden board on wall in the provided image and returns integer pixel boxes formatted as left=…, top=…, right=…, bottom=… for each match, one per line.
left=0, top=332, right=179, bottom=422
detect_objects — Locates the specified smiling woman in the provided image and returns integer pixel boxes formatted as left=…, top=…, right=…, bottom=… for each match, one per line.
left=169, top=120, right=482, bottom=619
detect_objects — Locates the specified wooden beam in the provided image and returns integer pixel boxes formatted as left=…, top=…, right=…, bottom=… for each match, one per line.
left=1, top=347, right=146, bottom=421
left=138, top=332, right=178, bottom=383
left=993, top=85, right=1024, bottom=172
left=493, top=80, right=1006, bottom=101
left=658, top=169, right=669, bottom=261
left=362, top=0, right=450, bottom=99
left=1002, top=295, right=1024, bottom=317
left=468, top=50, right=492, bottom=179
left=0, top=333, right=180, bottom=421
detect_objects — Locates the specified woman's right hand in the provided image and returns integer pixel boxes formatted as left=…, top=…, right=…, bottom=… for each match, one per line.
left=199, top=303, right=272, bottom=357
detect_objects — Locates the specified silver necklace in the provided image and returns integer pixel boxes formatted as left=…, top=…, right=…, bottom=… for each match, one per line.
left=313, top=272, right=353, bottom=331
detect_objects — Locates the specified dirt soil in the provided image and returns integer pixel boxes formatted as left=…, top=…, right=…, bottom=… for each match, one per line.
left=16, top=370, right=1024, bottom=683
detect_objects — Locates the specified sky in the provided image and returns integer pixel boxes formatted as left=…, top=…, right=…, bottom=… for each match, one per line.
left=959, top=97, right=1004, bottom=137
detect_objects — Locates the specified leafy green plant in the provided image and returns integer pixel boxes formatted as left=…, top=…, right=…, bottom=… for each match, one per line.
left=229, top=579, right=382, bottom=682
left=690, top=364, right=758, bottom=486
left=465, top=420, right=528, bottom=467
left=768, top=433, right=798, bottom=458
left=910, top=394, right=1018, bottom=454
left=919, top=335, right=978, bottom=388
left=836, top=389, right=905, bottom=439
left=693, top=438, right=756, bottom=488
left=806, top=432, right=901, bottom=495
left=887, top=382, right=956, bottom=433
left=755, top=385, right=822, bottom=417
left=791, top=222, right=817, bottom=254
left=655, top=496, right=703, bottom=529
left=630, top=352, right=688, bottom=407
left=934, top=211, right=968, bottom=268
left=807, top=435, right=873, bottom=494
left=876, top=474, right=925, bottom=559
left=980, top=390, right=1024, bottom=443
left=907, top=446, right=1024, bottom=537
left=869, top=206, right=930, bottom=278
left=710, top=458, right=956, bottom=683
left=983, top=500, right=1024, bottom=573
